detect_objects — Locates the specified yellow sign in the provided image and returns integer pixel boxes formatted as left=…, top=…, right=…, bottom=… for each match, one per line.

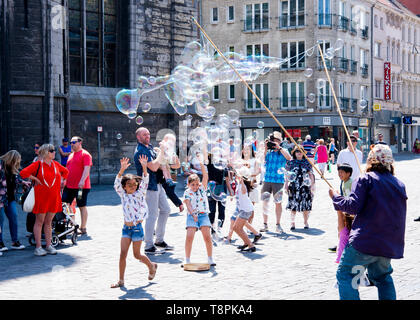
left=373, top=103, right=381, bottom=111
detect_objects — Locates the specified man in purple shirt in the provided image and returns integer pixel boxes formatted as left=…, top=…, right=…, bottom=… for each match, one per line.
left=328, top=144, right=407, bottom=300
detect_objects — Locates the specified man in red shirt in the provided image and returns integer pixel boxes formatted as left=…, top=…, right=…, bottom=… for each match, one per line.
left=62, top=136, right=93, bottom=235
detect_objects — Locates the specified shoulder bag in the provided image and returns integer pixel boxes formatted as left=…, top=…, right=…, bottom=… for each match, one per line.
left=21, top=162, right=41, bottom=212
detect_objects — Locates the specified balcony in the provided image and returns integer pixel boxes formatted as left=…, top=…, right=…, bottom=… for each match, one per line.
left=361, top=64, right=368, bottom=78
left=350, top=60, right=358, bottom=74
left=317, top=13, right=333, bottom=27
left=361, top=26, right=369, bottom=39
left=244, top=98, right=270, bottom=112
left=280, top=56, right=306, bottom=70
left=243, top=19, right=270, bottom=33
left=317, top=56, right=333, bottom=70
left=338, top=57, right=349, bottom=73
left=280, top=97, right=306, bottom=110
left=278, top=13, right=306, bottom=29
left=340, top=97, right=350, bottom=112
left=349, top=21, right=357, bottom=35
left=338, top=16, right=349, bottom=32
left=350, top=99, right=358, bottom=113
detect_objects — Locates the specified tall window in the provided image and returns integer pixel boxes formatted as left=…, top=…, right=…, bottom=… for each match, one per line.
left=281, top=41, right=305, bottom=69
left=227, top=6, right=234, bottom=22
left=245, top=3, right=269, bottom=31
left=280, top=0, right=305, bottom=28
left=229, top=85, right=235, bottom=100
left=212, top=7, right=219, bottom=23
left=318, top=0, right=331, bottom=26
left=213, top=85, right=220, bottom=101
left=374, top=42, right=381, bottom=58
left=375, top=80, right=381, bottom=98
left=69, top=0, right=117, bottom=87
left=281, top=82, right=305, bottom=108
left=246, top=83, right=269, bottom=110
left=318, top=82, right=331, bottom=108
left=246, top=43, right=269, bottom=61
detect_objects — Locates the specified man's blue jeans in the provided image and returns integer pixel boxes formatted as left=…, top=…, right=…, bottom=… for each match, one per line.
left=0, top=201, right=19, bottom=243
left=337, top=244, right=396, bottom=300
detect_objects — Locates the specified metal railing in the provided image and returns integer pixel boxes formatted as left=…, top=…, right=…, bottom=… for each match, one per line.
left=349, top=21, right=357, bottom=35
left=340, top=97, right=349, bottom=112
left=338, top=16, right=349, bottom=31
left=361, top=64, right=369, bottom=77
left=317, top=56, right=333, bottom=70
left=244, top=98, right=271, bottom=112
left=338, top=57, right=349, bottom=72
left=361, top=26, right=369, bottom=39
left=318, top=95, right=333, bottom=110
left=350, top=99, right=358, bottom=113
left=242, top=18, right=270, bottom=32
left=278, top=12, right=306, bottom=29
left=280, top=97, right=306, bottom=109
left=350, top=60, right=358, bottom=74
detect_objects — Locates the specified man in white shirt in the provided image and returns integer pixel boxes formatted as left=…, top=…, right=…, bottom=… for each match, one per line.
left=336, top=135, right=363, bottom=180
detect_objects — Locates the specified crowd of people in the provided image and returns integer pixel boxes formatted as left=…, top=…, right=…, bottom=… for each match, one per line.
left=0, top=126, right=410, bottom=300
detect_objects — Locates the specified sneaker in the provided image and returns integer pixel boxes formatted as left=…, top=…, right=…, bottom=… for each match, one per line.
left=34, top=247, right=47, bottom=256
left=0, top=242, right=8, bottom=252
left=154, top=241, right=174, bottom=251
left=11, top=241, right=25, bottom=250
left=414, top=216, right=420, bottom=222
left=208, top=257, right=216, bottom=266
left=145, top=246, right=165, bottom=254
left=253, top=233, right=262, bottom=244
left=290, top=223, right=296, bottom=231
left=237, top=244, right=248, bottom=250
left=304, top=224, right=309, bottom=229
left=328, top=246, right=337, bottom=252
left=259, top=224, right=268, bottom=232
left=275, top=224, right=283, bottom=234
left=45, top=246, right=57, bottom=255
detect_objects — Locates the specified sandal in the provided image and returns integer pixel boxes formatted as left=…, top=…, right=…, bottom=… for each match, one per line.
left=110, top=280, right=124, bottom=288
left=148, top=263, right=158, bottom=281
left=77, top=228, right=87, bottom=235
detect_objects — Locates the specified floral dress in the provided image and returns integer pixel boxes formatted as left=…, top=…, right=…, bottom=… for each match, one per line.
left=285, top=159, right=313, bottom=212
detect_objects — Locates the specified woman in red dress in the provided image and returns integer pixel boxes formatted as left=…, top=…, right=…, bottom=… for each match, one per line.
left=20, top=144, right=69, bottom=256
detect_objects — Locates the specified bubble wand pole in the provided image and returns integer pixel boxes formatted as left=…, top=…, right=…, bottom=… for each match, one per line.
left=317, top=44, right=363, bottom=174
left=191, top=17, right=333, bottom=189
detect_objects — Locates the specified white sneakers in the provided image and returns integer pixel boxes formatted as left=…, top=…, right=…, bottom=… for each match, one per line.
left=275, top=224, right=284, bottom=234
left=34, top=246, right=57, bottom=256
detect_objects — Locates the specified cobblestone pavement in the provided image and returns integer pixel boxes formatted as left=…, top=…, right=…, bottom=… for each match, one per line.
left=1, top=154, right=420, bottom=300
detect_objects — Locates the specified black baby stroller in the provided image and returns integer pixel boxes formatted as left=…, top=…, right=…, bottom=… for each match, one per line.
left=26, top=203, right=79, bottom=247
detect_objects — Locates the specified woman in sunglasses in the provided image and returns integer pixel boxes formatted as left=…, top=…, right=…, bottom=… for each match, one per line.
left=20, top=144, right=69, bottom=256
left=33, top=143, right=41, bottom=163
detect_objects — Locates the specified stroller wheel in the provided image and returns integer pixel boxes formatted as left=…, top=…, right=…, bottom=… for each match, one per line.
left=28, top=234, right=36, bottom=246
left=51, top=236, right=60, bottom=247
left=71, top=232, right=78, bottom=245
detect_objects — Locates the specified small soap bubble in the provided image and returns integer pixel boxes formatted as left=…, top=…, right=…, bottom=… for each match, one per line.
left=115, top=89, right=140, bottom=115
left=142, top=103, right=152, bottom=112
left=304, top=68, right=313, bottom=78
left=116, top=133, right=122, bottom=140
left=334, top=39, right=344, bottom=51
left=316, top=79, right=326, bottom=90
left=307, top=93, right=316, bottom=103
left=227, top=109, right=240, bottom=121
left=360, top=99, right=368, bottom=108
left=127, top=112, right=137, bottom=119
left=306, top=46, right=315, bottom=57
left=261, top=191, right=271, bottom=201
left=257, top=121, right=264, bottom=129
left=135, top=116, right=144, bottom=125
left=148, top=76, right=156, bottom=85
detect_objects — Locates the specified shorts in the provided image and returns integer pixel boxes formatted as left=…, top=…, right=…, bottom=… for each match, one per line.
left=237, top=210, right=253, bottom=220
left=186, top=213, right=212, bottom=230
left=261, top=182, right=284, bottom=200
left=318, top=162, right=327, bottom=172
left=122, top=223, right=144, bottom=242
left=62, top=187, right=90, bottom=207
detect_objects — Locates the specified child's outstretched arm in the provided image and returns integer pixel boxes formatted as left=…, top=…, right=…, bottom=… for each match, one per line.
left=114, top=157, right=131, bottom=196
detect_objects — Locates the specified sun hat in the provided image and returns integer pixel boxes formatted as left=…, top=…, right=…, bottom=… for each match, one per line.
left=367, top=144, right=393, bottom=170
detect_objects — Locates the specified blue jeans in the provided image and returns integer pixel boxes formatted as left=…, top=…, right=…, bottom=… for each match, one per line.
left=336, top=244, right=396, bottom=300
left=0, top=201, right=19, bottom=243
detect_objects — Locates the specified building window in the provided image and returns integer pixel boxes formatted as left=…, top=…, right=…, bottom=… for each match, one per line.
left=23, top=0, right=29, bottom=28
left=280, top=0, right=305, bottom=28
left=402, top=25, right=405, bottom=41
left=227, top=6, right=234, bottom=22
left=213, top=85, right=219, bottom=101
left=380, top=17, right=383, bottom=30
left=318, top=0, right=331, bottom=26
left=229, top=46, right=235, bottom=53
left=212, top=7, right=219, bottom=23
left=374, top=42, right=381, bottom=58
left=246, top=43, right=269, bottom=61
left=387, top=40, right=390, bottom=61
left=229, top=84, right=235, bottom=100
left=375, top=80, right=381, bottom=98
left=69, top=0, right=117, bottom=87
left=281, top=82, right=305, bottom=109
left=246, top=83, right=269, bottom=110
left=374, top=15, right=378, bottom=28
left=318, top=82, right=331, bottom=108
left=281, top=41, right=305, bottom=69
left=245, top=3, right=269, bottom=31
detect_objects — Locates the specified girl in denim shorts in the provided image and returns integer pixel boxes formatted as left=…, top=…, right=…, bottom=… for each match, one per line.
left=111, top=157, right=157, bottom=288
left=183, top=159, right=216, bottom=267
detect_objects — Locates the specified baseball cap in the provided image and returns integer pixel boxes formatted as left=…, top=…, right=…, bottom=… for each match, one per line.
left=62, top=138, right=69, bottom=142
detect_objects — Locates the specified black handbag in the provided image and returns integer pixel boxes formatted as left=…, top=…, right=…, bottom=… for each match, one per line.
left=19, top=162, right=41, bottom=209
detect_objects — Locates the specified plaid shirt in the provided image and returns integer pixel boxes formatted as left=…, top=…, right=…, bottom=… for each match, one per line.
left=263, top=150, right=287, bottom=184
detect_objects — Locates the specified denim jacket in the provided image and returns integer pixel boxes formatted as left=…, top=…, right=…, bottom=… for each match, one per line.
left=0, top=160, right=27, bottom=208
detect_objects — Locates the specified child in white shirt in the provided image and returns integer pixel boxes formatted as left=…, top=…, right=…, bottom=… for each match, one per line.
left=183, top=159, right=216, bottom=266
left=111, top=156, right=157, bottom=288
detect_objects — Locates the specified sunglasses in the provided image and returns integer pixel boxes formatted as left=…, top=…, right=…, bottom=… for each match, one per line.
left=48, top=149, right=56, bottom=153
left=34, top=146, right=39, bottom=149
left=350, top=140, right=357, bottom=143
left=70, top=140, right=80, bottom=144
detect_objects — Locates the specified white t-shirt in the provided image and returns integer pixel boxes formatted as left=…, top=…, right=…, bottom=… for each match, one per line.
left=337, top=148, right=363, bottom=180
left=235, top=182, right=254, bottom=212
